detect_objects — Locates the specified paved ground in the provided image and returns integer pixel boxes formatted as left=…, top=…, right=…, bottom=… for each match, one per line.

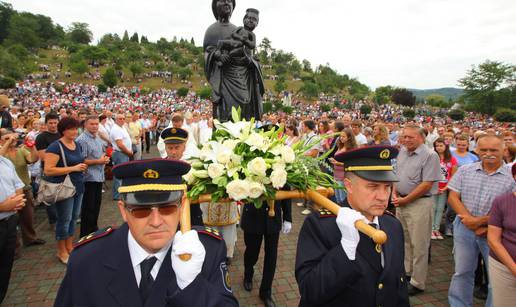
left=2, top=151, right=485, bottom=307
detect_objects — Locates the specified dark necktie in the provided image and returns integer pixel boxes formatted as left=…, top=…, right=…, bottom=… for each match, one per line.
left=139, top=256, right=157, bottom=303
left=361, top=223, right=382, bottom=271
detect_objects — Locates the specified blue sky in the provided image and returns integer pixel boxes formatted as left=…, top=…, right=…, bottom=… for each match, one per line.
left=10, top=0, right=516, bottom=89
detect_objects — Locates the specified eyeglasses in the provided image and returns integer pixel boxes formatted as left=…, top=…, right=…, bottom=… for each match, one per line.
left=125, top=203, right=179, bottom=218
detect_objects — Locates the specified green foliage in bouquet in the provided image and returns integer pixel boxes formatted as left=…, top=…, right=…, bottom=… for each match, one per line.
left=185, top=108, right=335, bottom=208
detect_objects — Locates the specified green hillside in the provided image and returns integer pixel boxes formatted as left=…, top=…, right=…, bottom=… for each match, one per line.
left=0, top=2, right=369, bottom=102
left=409, top=88, right=464, bottom=101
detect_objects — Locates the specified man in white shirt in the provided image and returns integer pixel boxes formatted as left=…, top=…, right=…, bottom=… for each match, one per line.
left=182, top=112, right=200, bottom=160
left=425, top=123, right=439, bottom=148
left=139, top=113, right=152, bottom=154
left=351, top=120, right=368, bottom=147
left=103, top=110, right=115, bottom=135
left=110, top=113, right=133, bottom=201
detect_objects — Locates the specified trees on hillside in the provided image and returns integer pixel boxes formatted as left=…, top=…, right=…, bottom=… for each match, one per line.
left=458, top=60, right=515, bottom=115
left=130, top=32, right=139, bottom=43
left=0, top=45, right=35, bottom=79
left=299, top=81, right=320, bottom=99
left=0, top=2, right=14, bottom=43
left=102, top=68, right=117, bottom=87
left=391, top=88, right=416, bottom=107
left=374, top=86, right=394, bottom=104
left=67, top=22, right=92, bottom=44
left=129, top=63, right=143, bottom=78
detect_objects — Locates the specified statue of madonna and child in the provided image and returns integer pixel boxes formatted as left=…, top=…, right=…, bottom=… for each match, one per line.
left=203, top=0, right=265, bottom=122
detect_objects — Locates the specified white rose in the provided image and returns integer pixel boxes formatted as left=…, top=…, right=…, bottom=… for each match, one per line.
left=183, top=169, right=196, bottom=185
left=247, top=157, right=267, bottom=177
left=247, top=181, right=265, bottom=198
left=208, top=163, right=225, bottom=179
left=226, top=179, right=249, bottom=201
left=270, top=169, right=287, bottom=189
left=272, top=160, right=286, bottom=171
left=216, top=151, right=231, bottom=164
left=280, top=146, right=296, bottom=163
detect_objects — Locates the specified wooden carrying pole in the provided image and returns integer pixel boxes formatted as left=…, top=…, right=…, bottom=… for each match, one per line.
left=178, top=196, right=192, bottom=261
left=305, top=190, right=388, bottom=245
left=179, top=188, right=387, bottom=261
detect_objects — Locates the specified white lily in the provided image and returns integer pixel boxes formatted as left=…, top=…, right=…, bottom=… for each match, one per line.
left=215, top=120, right=251, bottom=138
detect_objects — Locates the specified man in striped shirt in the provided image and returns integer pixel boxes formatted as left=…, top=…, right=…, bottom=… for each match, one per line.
left=448, top=134, right=516, bottom=307
left=76, top=115, right=110, bottom=237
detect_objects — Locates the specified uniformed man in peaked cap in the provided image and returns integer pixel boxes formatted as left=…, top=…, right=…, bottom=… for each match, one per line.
left=160, top=127, right=189, bottom=160
left=296, top=145, right=409, bottom=307
left=160, top=127, right=204, bottom=227
left=55, top=159, right=238, bottom=307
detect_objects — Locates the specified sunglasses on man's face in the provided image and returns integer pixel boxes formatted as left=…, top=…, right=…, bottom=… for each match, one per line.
left=125, top=203, right=179, bottom=219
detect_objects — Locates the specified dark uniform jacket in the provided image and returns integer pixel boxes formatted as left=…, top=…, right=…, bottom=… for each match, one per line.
left=295, top=201, right=409, bottom=307
left=240, top=198, right=292, bottom=235
left=0, top=111, right=13, bottom=129
left=54, top=224, right=238, bottom=307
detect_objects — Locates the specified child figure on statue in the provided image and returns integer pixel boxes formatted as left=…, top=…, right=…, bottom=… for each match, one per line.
left=216, top=8, right=259, bottom=66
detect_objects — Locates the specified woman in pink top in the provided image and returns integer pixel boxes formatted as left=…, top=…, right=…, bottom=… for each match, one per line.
left=285, top=123, right=300, bottom=147
left=328, top=128, right=357, bottom=204
left=432, top=137, right=458, bottom=240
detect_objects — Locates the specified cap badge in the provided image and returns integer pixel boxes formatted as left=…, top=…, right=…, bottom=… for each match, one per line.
left=143, top=169, right=160, bottom=179
left=380, top=149, right=390, bottom=159
left=171, top=128, right=176, bottom=134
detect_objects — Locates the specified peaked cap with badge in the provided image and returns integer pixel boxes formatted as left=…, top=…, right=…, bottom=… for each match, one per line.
left=335, top=145, right=399, bottom=182
left=160, top=127, right=188, bottom=144
left=112, top=158, right=190, bottom=206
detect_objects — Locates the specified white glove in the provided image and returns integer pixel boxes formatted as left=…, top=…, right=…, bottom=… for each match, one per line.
left=282, top=221, right=292, bottom=234
left=171, top=230, right=206, bottom=289
left=336, top=207, right=366, bottom=260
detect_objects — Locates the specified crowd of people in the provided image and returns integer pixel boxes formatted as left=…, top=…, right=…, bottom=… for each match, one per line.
left=0, top=79, right=515, bottom=306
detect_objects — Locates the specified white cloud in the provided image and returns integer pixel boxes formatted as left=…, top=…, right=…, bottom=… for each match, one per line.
left=8, top=0, right=516, bottom=89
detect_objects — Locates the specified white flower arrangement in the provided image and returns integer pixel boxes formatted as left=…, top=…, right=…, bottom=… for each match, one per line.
left=185, top=108, right=335, bottom=208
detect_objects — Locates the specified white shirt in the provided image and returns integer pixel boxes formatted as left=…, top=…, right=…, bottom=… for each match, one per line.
left=110, top=124, right=132, bottom=152
left=354, top=133, right=368, bottom=146
left=157, top=122, right=173, bottom=158
left=98, top=123, right=110, bottom=147
left=104, top=117, right=115, bottom=134
left=425, top=130, right=439, bottom=148
left=127, top=231, right=171, bottom=287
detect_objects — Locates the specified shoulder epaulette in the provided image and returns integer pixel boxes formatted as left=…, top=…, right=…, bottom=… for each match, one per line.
left=317, top=208, right=336, bottom=218
left=196, top=226, right=223, bottom=240
left=73, top=226, right=116, bottom=249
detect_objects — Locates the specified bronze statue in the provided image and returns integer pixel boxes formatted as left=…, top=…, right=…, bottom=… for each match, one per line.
left=204, top=0, right=265, bottom=122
